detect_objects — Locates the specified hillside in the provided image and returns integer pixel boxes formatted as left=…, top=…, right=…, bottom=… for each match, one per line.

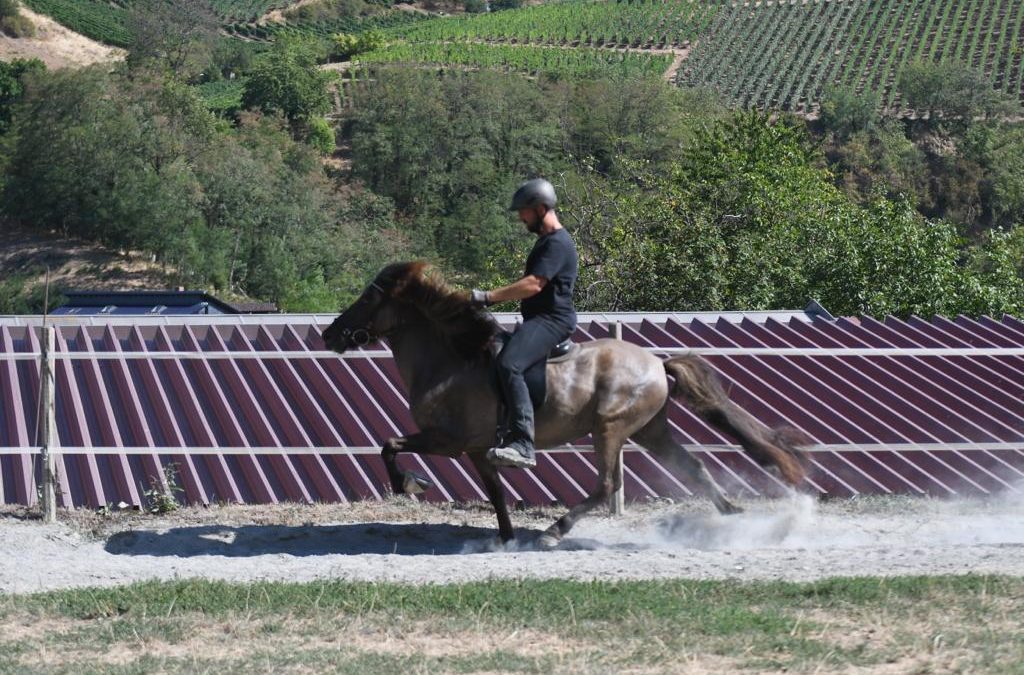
left=22, top=0, right=1023, bottom=113
left=0, top=225, right=175, bottom=292
left=0, top=6, right=123, bottom=69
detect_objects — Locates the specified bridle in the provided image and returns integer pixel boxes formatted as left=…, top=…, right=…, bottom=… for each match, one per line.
left=336, top=281, right=393, bottom=348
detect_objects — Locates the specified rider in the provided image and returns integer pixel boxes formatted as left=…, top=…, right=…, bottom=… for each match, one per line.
left=470, top=178, right=579, bottom=469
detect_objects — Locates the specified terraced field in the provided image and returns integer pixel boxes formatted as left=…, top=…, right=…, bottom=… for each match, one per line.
left=22, top=0, right=131, bottom=48
left=391, top=0, right=719, bottom=48
left=22, top=0, right=1024, bottom=112
left=356, top=41, right=673, bottom=80
left=679, top=0, right=1024, bottom=112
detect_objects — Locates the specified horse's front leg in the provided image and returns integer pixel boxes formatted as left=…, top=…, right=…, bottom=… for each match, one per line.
left=382, top=433, right=438, bottom=496
left=470, top=453, right=515, bottom=544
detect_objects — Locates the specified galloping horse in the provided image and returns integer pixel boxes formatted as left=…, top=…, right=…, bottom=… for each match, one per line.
left=322, top=262, right=808, bottom=546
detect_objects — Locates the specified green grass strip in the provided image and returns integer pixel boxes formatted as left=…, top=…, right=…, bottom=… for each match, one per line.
left=1, top=576, right=1021, bottom=673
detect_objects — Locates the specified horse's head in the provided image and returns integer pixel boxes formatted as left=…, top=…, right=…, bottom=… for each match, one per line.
left=321, top=262, right=420, bottom=353
left=323, top=261, right=499, bottom=359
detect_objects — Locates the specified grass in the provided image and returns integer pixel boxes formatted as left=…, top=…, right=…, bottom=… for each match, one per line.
left=1, top=575, right=1022, bottom=673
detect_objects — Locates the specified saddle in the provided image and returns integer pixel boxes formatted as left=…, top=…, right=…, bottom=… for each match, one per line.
left=491, top=330, right=578, bottom=411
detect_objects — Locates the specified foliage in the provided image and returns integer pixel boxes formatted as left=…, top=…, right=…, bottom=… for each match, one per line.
left=305, top=116, right=336, bottom=155
left=392, top=0, right=719, bottom=47
left=897, top=61, right=1020, bottom=126
left=585, top=112, right=1023, bottom=317
left=197, top=77, right=247, bottom=117
left=357, top=42, right=673, bottom=80
left=0, top=271, right=64, bottom=314
left=331, top=28, right=385, bottom=59
left=126, top=0, right=220, bottom=79
left=346, top=69, right=565, bottom=282
left=0, top=58, right=44, bottom=134
left=824, top=119, right=931, bottom=208
left=0, top=15, right=34, bottom=37
left=142, top=463, right=184, bottom=514
left=21, top=0, right=130, bottom=47
left=1, top=66, right=412, bottom=310
left=242, top=37, right=333, bottom=123
left=819, top=85, right=879, bottom=139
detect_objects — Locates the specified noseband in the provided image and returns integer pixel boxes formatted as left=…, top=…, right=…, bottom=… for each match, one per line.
left=338, top=281, right=389, bottom=348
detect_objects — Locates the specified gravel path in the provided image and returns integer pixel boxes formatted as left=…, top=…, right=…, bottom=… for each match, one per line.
left=2, top=494, right=1023, bottom=594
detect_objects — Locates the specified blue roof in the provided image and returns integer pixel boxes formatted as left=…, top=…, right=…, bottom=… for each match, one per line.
left=52, top=291, right=276, bottom=315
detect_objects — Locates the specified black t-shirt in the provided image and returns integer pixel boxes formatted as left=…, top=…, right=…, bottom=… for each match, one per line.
left=521, top=227, right=578, bottom=328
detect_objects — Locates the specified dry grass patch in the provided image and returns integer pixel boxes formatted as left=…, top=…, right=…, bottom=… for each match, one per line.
left=0, top=6, right=123, bottom=69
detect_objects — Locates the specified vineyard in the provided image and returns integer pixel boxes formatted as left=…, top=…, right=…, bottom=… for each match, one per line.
left=391, top=0, right=719, bottom=48
left=356, top=41, right=673, bottom=80
left=226, top=10, right=423, bottom=41
left=20, top=0, right=1024, bottom=113
left=679, top=0, right=1024, bottom=112
left=22, top=0, right=131, bottom=48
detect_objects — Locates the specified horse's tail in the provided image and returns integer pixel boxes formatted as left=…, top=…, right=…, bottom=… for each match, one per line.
left=664, top=355, right=809, bottom=485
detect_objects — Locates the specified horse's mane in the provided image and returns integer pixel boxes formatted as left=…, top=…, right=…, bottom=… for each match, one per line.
left=379, top=261, right=500, bottom=361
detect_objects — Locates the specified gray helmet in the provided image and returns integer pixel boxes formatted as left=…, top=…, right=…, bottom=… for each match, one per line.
left=509, top=178, right=557, bottom=211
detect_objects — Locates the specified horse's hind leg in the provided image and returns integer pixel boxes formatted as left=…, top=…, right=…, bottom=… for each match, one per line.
left=633, top=409, right=741, bottom=515
left=540, top=431, right=625, bottom=547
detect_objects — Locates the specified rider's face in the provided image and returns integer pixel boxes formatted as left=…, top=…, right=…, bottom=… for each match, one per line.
left=518, top=206, right=543, bottom=233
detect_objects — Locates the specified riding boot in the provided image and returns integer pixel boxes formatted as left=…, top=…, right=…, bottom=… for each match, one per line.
left=488, top=368, right=537, bottom=469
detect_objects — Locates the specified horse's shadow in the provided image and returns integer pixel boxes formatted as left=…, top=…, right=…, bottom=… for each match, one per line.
left=103, top=522, right=623, bottom=557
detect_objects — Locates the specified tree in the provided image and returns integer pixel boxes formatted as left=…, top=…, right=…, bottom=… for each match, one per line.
left=586, top=112, right=1018, bottom=317
left=126, top=0, right=219, bottom=79
left=331, top=30, right=385, bottom=60
left=819, top=84, right=879, bottom=139
left=898, top=61, right=1019, bottom=127
left=242, top=37, right=333, bottom=124
left=0, top=58, right=44, bottom=134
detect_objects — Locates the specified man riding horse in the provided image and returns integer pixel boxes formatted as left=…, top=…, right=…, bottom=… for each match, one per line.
left=470, top=178, right=579, bottom=470
left=321, top=182, right=809, bottom=545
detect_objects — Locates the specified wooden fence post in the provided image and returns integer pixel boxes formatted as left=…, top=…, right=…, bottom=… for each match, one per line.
left=609, top=321, right=625, bottom=515
left=40, top=325, right=56, bottom=524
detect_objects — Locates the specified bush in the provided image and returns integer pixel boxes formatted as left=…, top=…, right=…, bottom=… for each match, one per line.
left=0, top=12, right=35, bottom=38
left=0, top=0, right=19, bottom=18
left=306, top=116, right=336, bottom=155
left=463, top=0, right=487, bottom=13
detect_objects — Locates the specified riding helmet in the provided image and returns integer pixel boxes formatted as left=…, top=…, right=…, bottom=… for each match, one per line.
left=509, top=178, right=557, bottom=211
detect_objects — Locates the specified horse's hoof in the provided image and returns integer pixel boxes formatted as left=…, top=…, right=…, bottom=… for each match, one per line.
left=719, top=501, right=744, bottom=516
left=536, top=533, right=561, bottom=550
left=402, top=471, right=432, bottom=495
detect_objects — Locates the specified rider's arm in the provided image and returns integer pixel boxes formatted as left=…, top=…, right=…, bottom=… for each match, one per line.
left=485, top=275, right=548, bottom=304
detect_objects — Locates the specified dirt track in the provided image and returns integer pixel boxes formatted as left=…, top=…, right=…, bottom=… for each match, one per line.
left=1, top=493, right=1023, bottom=594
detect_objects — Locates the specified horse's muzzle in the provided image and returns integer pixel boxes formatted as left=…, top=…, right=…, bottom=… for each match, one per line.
left=324, top=326, right=373, bottom=352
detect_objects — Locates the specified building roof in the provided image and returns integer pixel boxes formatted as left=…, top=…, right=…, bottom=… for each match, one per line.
left=1, top=310, right=1022, bottom=509
left=52, top=290, right=278, bottom=316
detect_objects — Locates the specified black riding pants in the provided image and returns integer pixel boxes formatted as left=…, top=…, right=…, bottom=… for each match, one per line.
left=496, top=316, right=573, bottom=444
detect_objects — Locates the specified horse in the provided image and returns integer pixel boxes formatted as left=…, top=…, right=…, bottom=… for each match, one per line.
left=322, top=261, right=809, bottom=546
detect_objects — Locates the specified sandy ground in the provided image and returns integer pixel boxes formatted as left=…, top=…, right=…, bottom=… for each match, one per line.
left=0, top=7, right=124, bottom=70
left=1, top=493, right=1023, bottom=594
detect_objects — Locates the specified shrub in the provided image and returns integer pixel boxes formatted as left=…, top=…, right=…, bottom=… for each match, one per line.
left=306, top=116, right=336, bottom=155
left=0, top=12, right=35, bottom=38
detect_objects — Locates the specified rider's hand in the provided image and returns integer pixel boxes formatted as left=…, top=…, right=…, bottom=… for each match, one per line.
left=470, top=289, right=492, bottom=307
